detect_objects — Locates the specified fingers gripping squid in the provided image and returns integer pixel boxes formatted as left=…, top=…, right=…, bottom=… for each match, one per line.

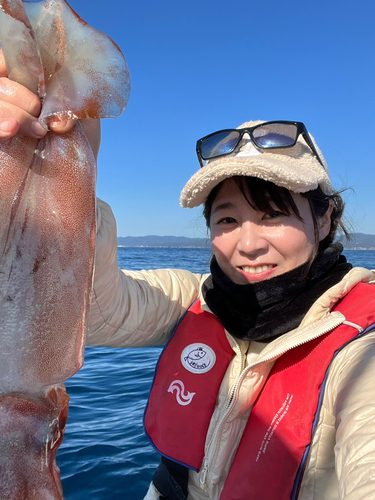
left=0, top=1, right=130, bottom=497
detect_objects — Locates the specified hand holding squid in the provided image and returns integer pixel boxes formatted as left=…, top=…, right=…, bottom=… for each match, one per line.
left=0, top=50, right=101, bottom=159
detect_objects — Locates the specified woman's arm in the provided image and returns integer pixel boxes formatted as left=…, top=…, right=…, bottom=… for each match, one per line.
left=334, top=333, right=375, bottom=499
left=0, top=53, right=203, bottom=348
left=87, top=199, right=205, bottom=348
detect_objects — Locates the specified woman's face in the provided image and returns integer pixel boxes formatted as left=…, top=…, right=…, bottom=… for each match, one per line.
left=210, top=178, right=331, bottom=285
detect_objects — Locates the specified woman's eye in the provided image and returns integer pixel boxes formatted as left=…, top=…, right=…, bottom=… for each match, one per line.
left=263, top=211, right=285, bottom=220
left=218, top=217, right=237, bottom=224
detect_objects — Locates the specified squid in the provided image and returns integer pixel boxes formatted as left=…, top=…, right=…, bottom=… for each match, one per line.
left=0, top=0, right=130, bottom=497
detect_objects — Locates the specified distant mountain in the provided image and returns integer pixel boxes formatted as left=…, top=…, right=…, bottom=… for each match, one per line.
left=338, top=233, right=375, bottom=250
left=117, top=233, right=375, bottom=250
left=117, top=235, right=210, bottom=248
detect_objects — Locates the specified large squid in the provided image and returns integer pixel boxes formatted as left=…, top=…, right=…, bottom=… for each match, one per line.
left=0, top=0, right=130, bottom=497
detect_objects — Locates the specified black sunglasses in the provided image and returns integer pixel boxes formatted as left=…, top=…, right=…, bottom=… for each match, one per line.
left=196, top=120, right=324, bottom=168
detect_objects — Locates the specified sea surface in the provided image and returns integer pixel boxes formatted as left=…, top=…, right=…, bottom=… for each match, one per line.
left=59, top=249, right=375, bottom=499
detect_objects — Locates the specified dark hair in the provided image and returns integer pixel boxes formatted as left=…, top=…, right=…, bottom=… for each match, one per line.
left=202, top=176, right=349, bottom=252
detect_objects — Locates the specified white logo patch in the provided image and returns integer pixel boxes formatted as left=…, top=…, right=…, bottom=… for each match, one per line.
left=181, top=343, right=216, bottom=374
left=168, top=380, right=196, bottom=406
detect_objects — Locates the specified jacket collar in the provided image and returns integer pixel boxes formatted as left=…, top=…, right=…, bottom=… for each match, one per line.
left=200, top=267, right=375, bottom=363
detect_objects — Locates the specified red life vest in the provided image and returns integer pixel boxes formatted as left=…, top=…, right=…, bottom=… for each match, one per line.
left=144, top=282, right=375, bottom=499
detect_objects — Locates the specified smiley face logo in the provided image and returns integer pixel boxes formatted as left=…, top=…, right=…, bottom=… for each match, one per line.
left=181, top=343, right=216, bottom=374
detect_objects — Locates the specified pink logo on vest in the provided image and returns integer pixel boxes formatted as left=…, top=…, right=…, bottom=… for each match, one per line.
left=168, top=380, right=196, bottom=406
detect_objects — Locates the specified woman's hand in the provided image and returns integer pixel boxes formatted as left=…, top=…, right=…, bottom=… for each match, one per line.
left=0, top=50, right=46, bottom=140
left=0, top=50, right=101, bottom=160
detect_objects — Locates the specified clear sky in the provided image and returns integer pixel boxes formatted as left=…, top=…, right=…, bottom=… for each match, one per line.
left=42, top=0, right=375, bottom=237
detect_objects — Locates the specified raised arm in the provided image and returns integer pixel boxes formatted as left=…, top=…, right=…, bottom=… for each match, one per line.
left=0, top=51, right=203, bottom=349
left=88, top=199, right=205, bottom=348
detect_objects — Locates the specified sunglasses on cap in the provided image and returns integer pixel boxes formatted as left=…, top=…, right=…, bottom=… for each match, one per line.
left=196, top=120, right=324, bottom=168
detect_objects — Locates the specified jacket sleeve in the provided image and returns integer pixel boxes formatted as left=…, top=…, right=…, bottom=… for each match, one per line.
left=333, top=332, right=375, bottom=499
left=87, top=198, right=206, bottom=348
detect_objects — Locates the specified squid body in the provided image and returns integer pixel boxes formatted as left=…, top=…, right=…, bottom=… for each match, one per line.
left=0, top=0, right=130, bottom=497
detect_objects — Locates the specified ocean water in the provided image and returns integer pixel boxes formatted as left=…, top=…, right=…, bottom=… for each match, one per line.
left=59, top=247, right=211, bottom=499
left=59, top=248, right=375, bottom=499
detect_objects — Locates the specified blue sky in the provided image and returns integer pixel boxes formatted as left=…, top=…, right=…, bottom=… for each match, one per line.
left=42, top=0, right=375, bottom=236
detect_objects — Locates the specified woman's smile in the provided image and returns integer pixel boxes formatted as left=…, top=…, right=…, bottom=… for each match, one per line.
left=238, top=264, right=277, bottom=281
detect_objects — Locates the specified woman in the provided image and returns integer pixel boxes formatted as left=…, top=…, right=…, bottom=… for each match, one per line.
left=1, top=58, right=375, bottom=499
left=93, top=121, right=375, bottom=500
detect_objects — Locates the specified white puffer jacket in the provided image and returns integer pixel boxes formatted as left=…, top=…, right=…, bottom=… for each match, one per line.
left=88, top=199, right=375, bottom=500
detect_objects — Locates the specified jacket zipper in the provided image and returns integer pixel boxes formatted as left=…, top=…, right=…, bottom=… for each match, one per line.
left=199, top=314, right=345, bottom=492
left=200, top=338, right=244, bottom=490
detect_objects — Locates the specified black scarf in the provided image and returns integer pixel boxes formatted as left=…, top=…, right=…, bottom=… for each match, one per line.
left=202, top=243, right=352, bottom=342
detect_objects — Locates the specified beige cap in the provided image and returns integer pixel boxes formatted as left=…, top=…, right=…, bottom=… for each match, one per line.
left=180, top=120, right=332, bottom=208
